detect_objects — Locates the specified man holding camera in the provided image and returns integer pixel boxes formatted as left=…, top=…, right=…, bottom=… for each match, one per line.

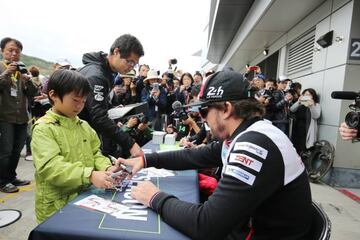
left=118, top=70, right=312, bottom=239
left=77, top=34, right=144, bottom=158
left=121, top=115, right=152, bottom=146
left=0, top=37, right=37, bottom=193
left=140, top=69, right=167, bottom=131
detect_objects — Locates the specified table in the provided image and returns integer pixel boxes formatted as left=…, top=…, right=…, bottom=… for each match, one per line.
left=28, top=143, right=198, bottom=240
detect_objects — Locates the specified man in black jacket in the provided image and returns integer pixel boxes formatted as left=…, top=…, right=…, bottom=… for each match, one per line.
left=78, top=34, right=144, bottom=158
left=117, top=70, right=312, bottom=240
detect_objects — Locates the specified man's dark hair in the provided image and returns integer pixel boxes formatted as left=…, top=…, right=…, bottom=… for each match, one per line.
left=209, top=99, right=265, bottom=121
left=0, top=37, right=23, bottom=51
left=47, top=69, right=91, bottom=105
left=109, top=34, right=144, bottom=58
left=265, top=78, right=277, bottom=86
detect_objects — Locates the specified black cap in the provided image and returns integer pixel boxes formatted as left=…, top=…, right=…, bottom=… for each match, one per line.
left=185, top=70, right=251, bottom=107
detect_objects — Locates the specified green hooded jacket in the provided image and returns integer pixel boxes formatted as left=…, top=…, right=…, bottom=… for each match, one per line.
left=31, top=110, right=111, bottom=223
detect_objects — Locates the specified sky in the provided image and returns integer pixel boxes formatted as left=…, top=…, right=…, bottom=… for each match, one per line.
left=1, top=0, right=210, bottom=74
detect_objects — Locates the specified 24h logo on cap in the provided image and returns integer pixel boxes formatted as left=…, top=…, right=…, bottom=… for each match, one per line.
left=206, top=86, right=224, bottom=99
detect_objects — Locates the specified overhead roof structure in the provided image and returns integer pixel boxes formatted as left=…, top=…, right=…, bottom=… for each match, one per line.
left=206, top=0, right=326, bottom=70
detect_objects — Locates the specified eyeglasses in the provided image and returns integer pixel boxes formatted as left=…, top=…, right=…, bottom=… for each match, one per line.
left=124, top=59, right=138, bottom=68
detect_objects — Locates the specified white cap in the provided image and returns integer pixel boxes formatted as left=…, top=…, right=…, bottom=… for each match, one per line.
left=55, top=58, right=71, bottom=67
left=278, top=75, right=290, bottom=82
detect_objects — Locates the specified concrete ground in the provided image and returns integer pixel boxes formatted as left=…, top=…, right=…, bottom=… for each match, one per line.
left=0, top=151, right=359, bottom=240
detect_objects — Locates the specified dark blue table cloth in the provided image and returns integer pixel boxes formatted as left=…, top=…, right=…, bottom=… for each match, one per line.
left=28, top=142, right=199, bottom=240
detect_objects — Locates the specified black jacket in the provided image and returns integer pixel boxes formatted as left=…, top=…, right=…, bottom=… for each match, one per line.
left=144, top=118, right=312, bottom=240
left=77, top=52, right=135, bottom=151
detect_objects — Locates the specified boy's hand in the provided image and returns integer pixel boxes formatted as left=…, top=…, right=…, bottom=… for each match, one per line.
left=90, top=171, right=115, bottom=189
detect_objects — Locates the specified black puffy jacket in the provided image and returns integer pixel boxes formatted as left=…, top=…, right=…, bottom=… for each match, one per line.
left=77, top=52, right=135, bottom=151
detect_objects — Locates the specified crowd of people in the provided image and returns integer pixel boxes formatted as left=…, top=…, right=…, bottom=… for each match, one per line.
left=1, top=35, right=358, bottom=239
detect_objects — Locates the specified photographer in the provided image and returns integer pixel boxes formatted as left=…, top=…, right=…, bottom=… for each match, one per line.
left=167, top=109, right=201, bottom=141
left=0, top=37, right=37, bottom=193
left=265, top=78, right=277, bottom=91
left=272, top=76, right=293, bottom=135
left=252, top=74, right=266, bottom=90
left=135, top=64, right=149, bottom=101
left=141, top=69, right=167, bottom=130
left=110, top=69, right=138, bottom=106
left=255, top=88, right=275, bottom=120
left=122, top=115, right=152, bottom=146
left=290, top=88, right=321, bottom=154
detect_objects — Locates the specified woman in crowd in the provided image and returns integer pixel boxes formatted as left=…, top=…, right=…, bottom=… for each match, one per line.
left=290, top=88, right=321, bottom=154
left=179, top=72, right=193, bottom=105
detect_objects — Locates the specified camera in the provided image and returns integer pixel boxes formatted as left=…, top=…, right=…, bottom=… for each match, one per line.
left=151, top=82, right=160, bottom=91
left=300, top=96, right=312, bottom=102
left=179, top=111, right=189, bottom=121
left=331, top=91, right=360, bottom=140
left=125, top=113, right=148, bottom=125
left=169, top=58, right=177, bottom=65
left=11, top=61, right=28, bottom=74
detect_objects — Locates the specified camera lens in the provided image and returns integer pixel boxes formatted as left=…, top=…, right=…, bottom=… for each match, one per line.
left=345, top=112, right=360, bottom=129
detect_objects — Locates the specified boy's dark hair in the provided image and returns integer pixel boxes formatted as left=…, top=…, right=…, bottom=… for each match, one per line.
left=110, top=34, right=144, bottom=58
left=47, top=69, right=91, bottom=105
left=0, top=37, right=23, bottom=51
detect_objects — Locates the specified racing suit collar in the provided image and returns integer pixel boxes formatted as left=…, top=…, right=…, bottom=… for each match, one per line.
left=227, top=116, right=263, bottom=141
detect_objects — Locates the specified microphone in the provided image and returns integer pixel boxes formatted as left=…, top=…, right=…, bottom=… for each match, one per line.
left=331, top=91, right=359, bottom=100
left=172, top=101, right=182, bottom=112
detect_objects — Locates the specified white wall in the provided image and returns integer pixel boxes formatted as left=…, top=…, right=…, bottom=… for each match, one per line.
left=256, top=0, right=359, bottom=169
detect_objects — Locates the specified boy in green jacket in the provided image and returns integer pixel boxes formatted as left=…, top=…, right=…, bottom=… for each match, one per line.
left=31, top=69, right=117, bottom=223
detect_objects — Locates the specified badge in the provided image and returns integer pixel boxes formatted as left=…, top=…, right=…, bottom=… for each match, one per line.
left=10, top=87, right=17, bottom=97
left=229, top=153, right=263, bottom=172
left=224, top=165, right=256, bottom=185
left=233, top=142, right=268, bottom=159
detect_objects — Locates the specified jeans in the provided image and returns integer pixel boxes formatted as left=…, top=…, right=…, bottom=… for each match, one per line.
left=0, top=121, right=28, bottom=185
